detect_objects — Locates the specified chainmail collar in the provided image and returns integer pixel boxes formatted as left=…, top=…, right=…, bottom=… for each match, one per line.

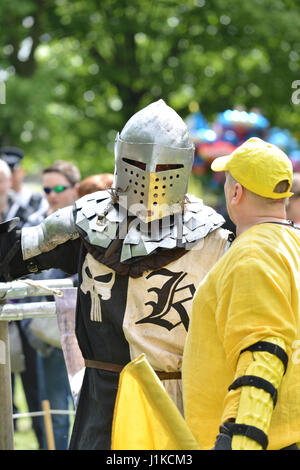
left=74, top=190, right=225, bottom=263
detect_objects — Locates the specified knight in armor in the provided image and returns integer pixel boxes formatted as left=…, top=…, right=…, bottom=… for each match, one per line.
left=0, top=100, right=233, bottom=449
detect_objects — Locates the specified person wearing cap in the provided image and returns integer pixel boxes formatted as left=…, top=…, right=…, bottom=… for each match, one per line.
left=0, top=146, right=48, bottom=226
left=182, top=137, right=300, bottom=450
left=0, top=153, right=45, bottom=448
left=0, top=146, right=25, bottom=193
left=0, top=159, right=13, bottom=222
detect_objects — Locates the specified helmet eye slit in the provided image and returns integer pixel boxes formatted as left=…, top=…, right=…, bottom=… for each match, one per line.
left=155, top=164, right=184, bottom=172
left=122, top=157, right=146, bottom=170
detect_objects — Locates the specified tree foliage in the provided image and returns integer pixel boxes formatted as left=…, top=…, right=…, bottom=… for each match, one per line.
left=1, top=0, right=300, bottom=176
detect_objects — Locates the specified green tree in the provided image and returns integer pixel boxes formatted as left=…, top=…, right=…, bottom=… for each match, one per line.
left=0, top=0, right=300, bottom=177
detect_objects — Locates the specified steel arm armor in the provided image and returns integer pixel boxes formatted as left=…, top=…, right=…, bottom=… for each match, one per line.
left=21, top=205, right=79, bottom=260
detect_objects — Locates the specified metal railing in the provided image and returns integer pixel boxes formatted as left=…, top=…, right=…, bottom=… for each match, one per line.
left=0, top=278, right=74, bottom=450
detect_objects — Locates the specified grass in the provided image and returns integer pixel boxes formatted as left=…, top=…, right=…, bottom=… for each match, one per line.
left=13, top=374, right=74, bottom=451
left=13, top=374, right=40, bottom=450
left=14, top=425, right=39, bottom=451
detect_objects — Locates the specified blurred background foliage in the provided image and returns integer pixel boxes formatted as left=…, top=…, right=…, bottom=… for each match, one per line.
left=0, top=0, right=300, bottom=178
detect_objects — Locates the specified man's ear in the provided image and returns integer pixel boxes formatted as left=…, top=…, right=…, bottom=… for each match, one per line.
left=231, top=183, right=244, bottom=206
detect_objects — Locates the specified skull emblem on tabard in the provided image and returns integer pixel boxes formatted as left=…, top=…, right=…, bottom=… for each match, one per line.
left=80, top=253, right=116, bottom=322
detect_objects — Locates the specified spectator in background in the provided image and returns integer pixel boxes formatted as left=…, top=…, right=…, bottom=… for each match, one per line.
left=0, top=146, right=48, bottom=225
left=287, top=172, right=300, bottom=224
left=0, top=158, right=13, bottom=222
left=41, top=160, right=80, bottom=215
left=0, top=156, right=44, bottom=448
left=77, top=173, right=114, bottom=198
left=24, top=160, right=81, bottom=450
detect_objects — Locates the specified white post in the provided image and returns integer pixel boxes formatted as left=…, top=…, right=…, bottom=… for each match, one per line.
left=0, top=301, right=14, bottom=450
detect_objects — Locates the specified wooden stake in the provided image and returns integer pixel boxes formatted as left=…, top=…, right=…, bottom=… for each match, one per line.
left=42, top=400, right=56, bottom=450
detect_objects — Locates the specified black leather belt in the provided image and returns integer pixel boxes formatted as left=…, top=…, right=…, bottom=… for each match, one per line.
left=84, top=359, right=181, bottom=380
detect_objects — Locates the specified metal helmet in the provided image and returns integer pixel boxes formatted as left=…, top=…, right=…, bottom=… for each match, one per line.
left=114, top=99, right=194, bottom=222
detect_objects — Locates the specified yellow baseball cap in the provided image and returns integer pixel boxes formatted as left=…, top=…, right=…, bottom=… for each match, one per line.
left=211, top=137, right=294, bottom=199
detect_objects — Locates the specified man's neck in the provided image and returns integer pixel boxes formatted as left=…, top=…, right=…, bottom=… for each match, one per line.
left=236, top=215, right=288, bottom=237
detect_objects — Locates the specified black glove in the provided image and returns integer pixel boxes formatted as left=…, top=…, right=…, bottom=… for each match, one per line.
left=212, top=422, right=233, bottom=450
left=0, top=217, right=21, bottom=281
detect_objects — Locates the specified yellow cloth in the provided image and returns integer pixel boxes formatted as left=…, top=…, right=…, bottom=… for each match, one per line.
left=182, top=223, right=300, bottom=450
left=111, top=354, right=201, bottom=450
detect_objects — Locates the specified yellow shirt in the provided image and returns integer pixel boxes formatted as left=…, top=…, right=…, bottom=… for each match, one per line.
left=182, top=223, right=300, bottom=450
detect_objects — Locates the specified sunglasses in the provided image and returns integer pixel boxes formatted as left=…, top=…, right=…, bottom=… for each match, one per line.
left=43, top=185, right=73, bottom=194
